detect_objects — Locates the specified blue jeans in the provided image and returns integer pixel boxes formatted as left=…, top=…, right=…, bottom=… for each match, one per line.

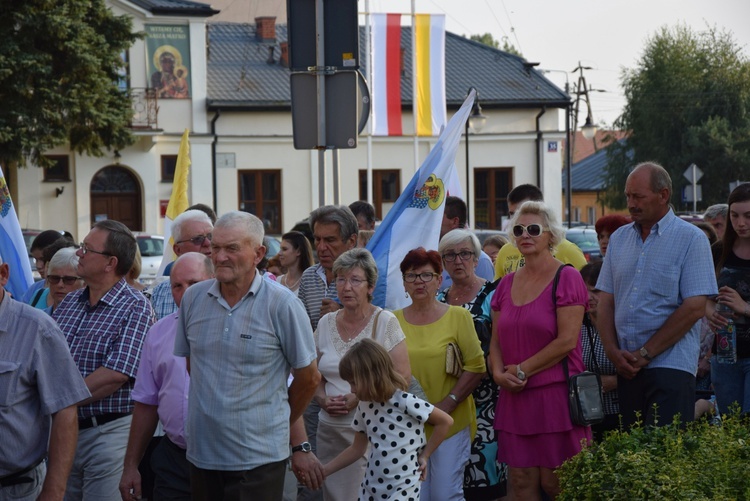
left=711, top=357, right=750, bottom=415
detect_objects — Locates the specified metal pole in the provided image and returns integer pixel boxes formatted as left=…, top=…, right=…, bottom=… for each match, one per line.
left=692, top=163, right=697, bottom=213
left=332, top=149, right=340, bottom=205
left=365, top=0, right=374, bottom=205
left=565, top=82, right=572, bottom=228
left=465, top=119, right=470, bottom=227
left=316, top=0, right=327, bottom=206
left=411, top=0, right=419, bottom=172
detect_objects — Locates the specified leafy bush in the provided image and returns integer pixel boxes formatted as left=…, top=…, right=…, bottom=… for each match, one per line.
left=558, top=409, right=750, bottom=500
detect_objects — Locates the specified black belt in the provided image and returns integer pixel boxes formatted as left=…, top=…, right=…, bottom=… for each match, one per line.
left=78, top=412, right=130, bottom=430
left=0, top=457, right=45, bottom=487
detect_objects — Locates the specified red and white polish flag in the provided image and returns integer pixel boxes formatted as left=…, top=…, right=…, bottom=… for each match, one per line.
left=371, top=13, right=403, bottom=136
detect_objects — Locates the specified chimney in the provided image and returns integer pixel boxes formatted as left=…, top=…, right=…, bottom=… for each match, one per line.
left=255, top=17, right=276, bottom=43
left=279, top=42, right=289, bottom=67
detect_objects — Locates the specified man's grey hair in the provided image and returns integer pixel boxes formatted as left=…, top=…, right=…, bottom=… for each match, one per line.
left=438, top=229, right=481, bottom=261
left=310, top=205, right=359, bottom=242
left=214, top=211, right=265, bottom=245
left=509, top=201, right=566, bottom=250
left=172, top=210, right=213, bottom=243
left=704, top=203, right=729, bottom=220
left=333, top=248, right=379, bottom=292
left=47, top=247, right=79, bottom=275
left=172, top=251, right=215, bottom=277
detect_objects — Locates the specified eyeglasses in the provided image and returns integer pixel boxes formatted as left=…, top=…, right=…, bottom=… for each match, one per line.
left=403, top=272, right=439, bottom=283
left=512, top=224, right=548, bottom=238
left=175, top=233, right=212, bottom=247
left=443, top=251, right=474, bottom=262
left=335, top=276, right=367, bottom=287
left=79, top=243, right=112, bottom=256
left=47, top=275, right=82, bottom=285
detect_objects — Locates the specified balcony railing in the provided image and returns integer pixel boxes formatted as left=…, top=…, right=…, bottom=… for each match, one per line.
left=129, top=88, right=158, bottom=130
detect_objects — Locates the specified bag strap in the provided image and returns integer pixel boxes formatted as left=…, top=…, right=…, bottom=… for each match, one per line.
left=551, top=264, right=573, bottom=382
left=31, top=287, right=45, bottom=308
left=468, top=279, right=499, bottom=319
left=370, top=308, right=383, bottom=339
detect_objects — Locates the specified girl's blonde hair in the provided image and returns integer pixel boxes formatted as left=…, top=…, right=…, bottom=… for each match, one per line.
left=339, top=338, right=407, bottom=402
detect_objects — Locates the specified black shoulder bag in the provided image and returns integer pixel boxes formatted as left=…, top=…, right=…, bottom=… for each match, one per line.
left=554, top=265, right=604, bottom=426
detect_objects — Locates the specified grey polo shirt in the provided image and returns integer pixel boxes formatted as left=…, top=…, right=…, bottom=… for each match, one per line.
left=0, top=295, right=90, bottom=475
left=175, top=272, right=316, bottom=471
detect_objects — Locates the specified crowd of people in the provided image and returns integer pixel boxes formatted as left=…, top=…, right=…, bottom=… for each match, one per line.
left=2, top=161, right=747, bottom=501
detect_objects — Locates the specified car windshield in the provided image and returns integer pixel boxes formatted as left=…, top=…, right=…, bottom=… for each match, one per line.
left=566, top=231, right=599, bottom=251
left=137, top=237, right=164, bottom=257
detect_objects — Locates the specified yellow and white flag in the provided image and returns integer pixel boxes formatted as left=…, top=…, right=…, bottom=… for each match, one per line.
left=415, top=14, right=446, bottom=137
left=157, top=128, right=190, bottom=274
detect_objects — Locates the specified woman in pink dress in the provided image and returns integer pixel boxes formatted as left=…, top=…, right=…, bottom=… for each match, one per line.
left=489, top=200, right=591, bottom=499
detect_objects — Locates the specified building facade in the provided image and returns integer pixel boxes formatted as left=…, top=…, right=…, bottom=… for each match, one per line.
left=14, top=0, right=571, bottom=240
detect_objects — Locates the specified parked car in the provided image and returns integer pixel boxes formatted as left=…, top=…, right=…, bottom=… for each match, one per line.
left=134, top=233, right=164, bottom=286
left=565, top=227, right=602, bottom=262
left=264, top=235, right=281, bottom=258
left=472, top=229, right=510, bottom=246
left=22, top=229, right=42, bottom=280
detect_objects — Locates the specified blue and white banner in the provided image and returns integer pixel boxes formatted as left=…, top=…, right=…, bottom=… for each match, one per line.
left=367, top=90, right=475, bottom=310
left=0, top=166, right=34, bottom=298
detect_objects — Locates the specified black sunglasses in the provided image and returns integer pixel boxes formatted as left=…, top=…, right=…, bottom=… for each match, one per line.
left=175, top=233, right=212, bottom=247
left=48, top=275, right=82, bottom=285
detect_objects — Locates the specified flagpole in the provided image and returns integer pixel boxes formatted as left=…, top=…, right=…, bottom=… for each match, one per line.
left=411, top=0, right=419, bottom=173
left=365, top=1, right=374, bottom=205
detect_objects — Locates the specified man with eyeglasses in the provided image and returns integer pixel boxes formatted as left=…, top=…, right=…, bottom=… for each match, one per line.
left=439, top=196, right=495, bottom=291
left=0, top=254, right=90, bottom=500
left=493, top=184, right=586, bottom=280
left=149, top=209, right=214, bottom=320
left=53, top=220, right=155, bottom=500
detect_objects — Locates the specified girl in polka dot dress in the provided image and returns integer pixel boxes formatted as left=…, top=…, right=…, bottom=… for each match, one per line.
left=323, top=339, right=453, bottom=500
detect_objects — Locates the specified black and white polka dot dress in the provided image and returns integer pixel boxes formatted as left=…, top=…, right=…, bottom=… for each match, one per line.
left=352, top=391, right=434, bottom=500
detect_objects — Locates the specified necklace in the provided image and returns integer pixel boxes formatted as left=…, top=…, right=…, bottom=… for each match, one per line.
left=337, top=309, right=371, bottom=342
left=282, top=274, right=301, bottom=290
left=448, top=278, right=483, bottom=305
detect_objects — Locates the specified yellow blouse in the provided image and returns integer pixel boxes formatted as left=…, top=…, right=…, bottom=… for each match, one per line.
left=394, top=306, right=486, bottom=440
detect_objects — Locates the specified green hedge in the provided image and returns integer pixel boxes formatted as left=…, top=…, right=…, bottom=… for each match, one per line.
left=558, top=410, right=750, bottom=500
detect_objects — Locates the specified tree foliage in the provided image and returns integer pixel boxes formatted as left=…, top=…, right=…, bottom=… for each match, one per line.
left=603, top=24, right=750, bottom=210
left=470, top=33, right=499, bottom=48
left=468, top=33, right=523, bottom=58
left=0, top=0, right=141, bottom=168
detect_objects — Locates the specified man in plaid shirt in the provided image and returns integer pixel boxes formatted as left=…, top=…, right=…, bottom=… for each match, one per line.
left=53, top=220, right=154, bottom=500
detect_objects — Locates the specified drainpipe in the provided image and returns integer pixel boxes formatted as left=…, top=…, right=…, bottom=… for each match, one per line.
left=210, top=110, right=221, bottom=214
left=535, top=107, right=546, bottom=188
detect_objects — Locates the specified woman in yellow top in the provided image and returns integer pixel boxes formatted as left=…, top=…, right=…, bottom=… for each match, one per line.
left=394, top=247, right=486, bottom=501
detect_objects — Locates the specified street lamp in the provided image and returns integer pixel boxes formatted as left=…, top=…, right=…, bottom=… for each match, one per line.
left=581, top=116, right=597, bottom=140
left=465, top=88, right=487, bottom=228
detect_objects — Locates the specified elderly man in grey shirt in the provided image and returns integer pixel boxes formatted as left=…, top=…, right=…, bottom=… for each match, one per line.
left=0, top=255, right=90, bottom=500
left=175, top=211, right=320, bottom=500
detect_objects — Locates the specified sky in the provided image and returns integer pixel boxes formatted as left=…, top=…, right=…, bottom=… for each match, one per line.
left=360, top=0, right=750, bottom=129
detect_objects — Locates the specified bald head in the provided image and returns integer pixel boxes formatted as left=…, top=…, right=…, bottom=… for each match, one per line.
left=170, top=252, right=215, bottom=307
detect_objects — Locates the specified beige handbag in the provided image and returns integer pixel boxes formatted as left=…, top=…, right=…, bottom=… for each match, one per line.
left=446, top=342, right=464, bottom=378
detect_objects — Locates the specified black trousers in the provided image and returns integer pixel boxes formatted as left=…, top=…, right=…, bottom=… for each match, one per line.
left=618, top=367, right=695, bottom=429
left=190, top=459, right=286, bottom=501
left=151, top=436, right=191, bottom=501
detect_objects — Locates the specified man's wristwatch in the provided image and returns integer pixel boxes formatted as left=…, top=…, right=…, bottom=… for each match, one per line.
left=516, top=364, right=526, bottom=381
left=291, top=442, right=311, bottom=453
left=639, top=346, right=652, bottom=361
